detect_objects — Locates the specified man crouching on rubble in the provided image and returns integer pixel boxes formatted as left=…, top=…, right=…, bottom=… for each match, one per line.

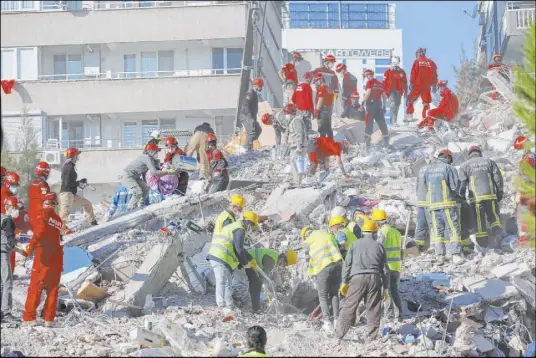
left=207, top=211, right=260, bottom=311
left=308, top=137, right=350, bottom=181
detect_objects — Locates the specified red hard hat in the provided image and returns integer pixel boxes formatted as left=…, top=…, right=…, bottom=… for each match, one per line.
left=438, top=149, right=453, bottom=158
left=207, top=133, right=217, bottom=142
left=284, top=103, right=297, bottom=115
left=253, top=77, right=264, bottom=88
left=145, top=142, right=161, bottom=152
left=261, top=113, right=272, bottom=126
left=44, top=192, right=58, bottom=202
left=313, top=72, right=325, bottom=83
left=291, top=51, right=303, bottom=61
left=165, top=136, right=177, bottom=146
left=437, top=80, right=448, bottom=87
left=4, top=172, right=20, bottom=185
left=514, top=135, right=527, bottom=150
left=3, top=196, right=18, bottom=208
left=0, top=166, right=6, bottom=177
left=35, top=161, right=51, bottom=178
left=416, top=48, right=426, bottom=57
left=468, top=145, right=482, bottom=154
left=363, top=69, right=374, bottom=77
left=303, top=72, right=312, bottom=81
left=64, top=147, right=80, bottom=159
left=350, top=90, right=360, bottom=99
left=323, top=54, right=336, bottom=63
left=493, top=53, right=502, bottom=60
left=335, top=63, right=347, bottom=73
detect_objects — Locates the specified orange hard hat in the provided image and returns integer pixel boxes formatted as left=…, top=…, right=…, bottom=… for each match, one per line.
left=165, top=136, right=178, bottom=146
left=145, top=142, right=161, bottom=152
left=207, top=133, right=217, bottom=142
left=284, top=103, right=297, bottom=115
left=350, top=90, right=360, bottom=99
left=253, top=77, right=264, bottom=88
left=335, top=63, right=347, bottom=73
left=291, top=51, right=303, bottom=61
left=493, top=53, right=502, bottom=60
left=363, top=69, right=374, bottom=77
left=3, top=196, right=18, bottom=208
left=303, top=72, right=312, bottom=81
left=323, top=54, right=336, bottom=63
left=437, top=80, right=448, bottom=87
left=4, top=172, right=20, bottom=186
left=0, top=166, right=7, bottom=177
left=313, top=72, right=325, bottom=83
left=261, top=113, right=272, bottom=125
left=514, top=135, right=527, bottom=150
left=35, top=161, right=51, bottom=178
left=64, top=147, right=80, bottom=158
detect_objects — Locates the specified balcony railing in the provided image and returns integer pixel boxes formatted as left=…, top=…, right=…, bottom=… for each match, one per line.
left=502, top=7, right=535, bottom=40
left=512, top=8, right=535, bottom=29
left=1, top=0, right=246, bottom=13
left=30, top=68, right=242, bottom=82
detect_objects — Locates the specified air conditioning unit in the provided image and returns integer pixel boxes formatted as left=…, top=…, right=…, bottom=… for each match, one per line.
left=44, top=151, right=61, bottom=165
left=84, top=67, right=100, bottom=77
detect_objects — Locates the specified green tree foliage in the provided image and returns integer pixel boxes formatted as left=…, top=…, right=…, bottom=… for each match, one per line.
left=513, top=23, right=536, bottom=241
left=0, top=113, right=40, bottom=203
left=452, top=44, right=488, bottom=111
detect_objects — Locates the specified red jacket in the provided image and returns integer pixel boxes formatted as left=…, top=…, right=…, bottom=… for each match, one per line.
left=341, top=72, right=357, bottom=105
left=316, top=84, right=335, bottom=107
left=281, top=63, right=298, bottom=83
left=437, top=87, right=460, bottom=120
left=383, top=68, right=408, bottom=96
left=366, top=78, right=385, bottom=102
left=312, top=66, right=340, bottom=94
left=488, top=63, right=511, bottom=71
left=14, top=209, right=31, bottom=234
left=410, top=55, right=438, bottom=88
left=164, top=149, right=186, bottom=163
left=0, top=185, right=11, bottom=214
left=27, top=208, right=63, bottom=268
left=309, top=137, right=341, bottom=165
left=292, top=82, right=314, bottom=111
left=28, top=178, right=50, bottom=221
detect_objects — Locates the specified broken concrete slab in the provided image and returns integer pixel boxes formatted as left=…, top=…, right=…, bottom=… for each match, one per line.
left=444, top=292, right=482, bottom=309
left=462, top=278, right=519, bottom=303
left=76, top=280, right=110, bottom=303
left=484, top=306, right=506, bottom=323
left=491, top=262, right=531, bottom=279
left=512, top=274, right=536, bottom=309
left=472, top=335, right=494, bottom=353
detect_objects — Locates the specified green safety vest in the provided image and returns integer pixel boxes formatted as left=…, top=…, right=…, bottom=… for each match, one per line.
left=339, top=227, right=358, bottom=248
left=208, top=221, right=243, bottom=270
left=305, top=230, right=343, bottom=277
left=240, top=352, right=268, bottom=357
left=248, top=248, right=279, bottom=270
left=381, top=225, right=402, bottom=272
left=214, top=210, right=235, bottom=234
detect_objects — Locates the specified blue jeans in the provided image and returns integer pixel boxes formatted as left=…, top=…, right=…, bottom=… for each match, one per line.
left=415, top=207, right=431, bottom=249
left=210, top=261, right=234, bottom=308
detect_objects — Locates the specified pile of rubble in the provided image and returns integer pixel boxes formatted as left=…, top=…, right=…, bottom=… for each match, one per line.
left=2, top=96, right=535, bottom=357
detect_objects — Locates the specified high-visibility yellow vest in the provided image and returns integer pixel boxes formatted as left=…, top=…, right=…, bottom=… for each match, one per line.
left=214, top=210, right=235, bottom=234
left=208, top=221, right=243, bottom=270
left=240, top=351, right=268, bottom=357
left=305, top=230, right=342, bottom=277
left=339, top=227, right=358, bottom=247
left=381, top=225, right=401, bottom=272
left=248, top=248, right=279, bottom=271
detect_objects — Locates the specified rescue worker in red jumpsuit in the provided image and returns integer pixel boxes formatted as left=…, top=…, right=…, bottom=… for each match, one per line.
left=383, top=56, right=408, bottom=125
left=22, top=193, right=63, bottom=327
left=29, top=162, right=51, bottom=228
left=313, top=72, right=335, bottom=139
left=163, top=136, right=189, bottom=196
left=513, top=135, right=535, bottom=247
left=335, top=63, right=358, bottom=119
left=205, top=133, right=229, bottom=194
left=362, top=69, right=389, bottom=148
left=279, top=51, right=302, bottom=105
left=312, top=55, right=339, bottom=96
left=308, top=137, right=350, bottom=179
left=418, top=80, right=460, bottom=131
left=0, top=166, right=7, bottom=185
left=1, top=172, right=21, bottom=274
left=291, top=71, right=314, bottom=131
left=341, top=90, right=365, bottom=121
left=407, top=48, right=438, bottom=122
left=487, top=53, right=512, bottom=101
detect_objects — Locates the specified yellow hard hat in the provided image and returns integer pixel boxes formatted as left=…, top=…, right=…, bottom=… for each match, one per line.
left=371, top=209, right=388, bottom=221
left=230, top=194, right=246, bottom=210
left=286, top=249, right=298, bottom=266
left=329, top=215, right=346, bottom=227
left=301, top=226, right=312, bottom=240
left=243, top=211, right=258, bottom=226
left=361, top=219, right=379, bottom=232
left=354, top=212, right=368, bottom=222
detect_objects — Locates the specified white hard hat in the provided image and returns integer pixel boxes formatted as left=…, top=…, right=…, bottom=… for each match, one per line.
left=331, top=206, right=347, bottom=218
left=150, top=129, right=161, bottom=139
left=391, top=56, right=400, bottom=67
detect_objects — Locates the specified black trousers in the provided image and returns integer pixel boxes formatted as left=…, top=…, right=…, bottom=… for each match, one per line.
left=245, top=268, right=262, bottom=312
left=364, top=101, right=389, bottom=147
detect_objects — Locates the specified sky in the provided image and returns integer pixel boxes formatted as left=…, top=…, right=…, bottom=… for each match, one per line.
left=391, top=1, right=481, bottom=89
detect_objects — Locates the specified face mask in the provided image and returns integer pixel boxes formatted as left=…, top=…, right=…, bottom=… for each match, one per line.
left=150, top=151, right=159, bottom=159
left=9, top=185, right=17, bottom=194
left=285, top=114, right=292, bottom=121
left=9, top=208, right=20, bottom=219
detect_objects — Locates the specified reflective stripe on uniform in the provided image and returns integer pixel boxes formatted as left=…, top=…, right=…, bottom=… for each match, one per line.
left=214, top=210, right=235, bottom=234
left=381, top=225, right=401, bottom=272
left=305, top=231, right=342, bottom=277
left=208, top=221, right=243, bottom=270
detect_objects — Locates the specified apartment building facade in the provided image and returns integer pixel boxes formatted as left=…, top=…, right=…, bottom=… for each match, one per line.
left=282, top=1, right=403, bottom=123
left=476, top=0, right=534, bottom=66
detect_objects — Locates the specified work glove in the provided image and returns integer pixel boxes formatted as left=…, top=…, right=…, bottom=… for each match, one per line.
left=246, top=259, right=258, bottom=272
left=313, top=109, right=319, bottom=119
left=166, top=169, right=176, bottom=175
left=339, top=283, right=349, bottom=297
left=383, top=290, right=389, bottom=302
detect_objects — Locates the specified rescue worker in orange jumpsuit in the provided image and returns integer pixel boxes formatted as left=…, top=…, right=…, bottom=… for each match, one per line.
left=1, top=172, right=20, bottom=274
left=406, top=48, right=438, bottom=122
left=341, top=91, right=365, bottom=121
left=362, top=69, right=389, bottom=148
left=308, top=137, right=350, bottom=179
left=29, top=162, right=51, bottom=228
left=313, top=72, right=335, bottom=139
left=513, top=135, right=535, bottom=247
left=487, top=53, right=512, bottom=101
left=418, top=80, right=460, bottom=131
left=280, top=51, right=302, bottom=105
left=383, top=56, right=408, bottom=125
left=312, top=55, right=339, bottom=96
left=291, top=71, right=314, bottom=131
left=205, top=133, right=230, bottom=194
left=163, top=136, right=189, bottom=196
left=22, top=193, right=63, bottom=327
left=0, top=166, right=7, bottom=185
left=335, top=63, right=358, bottom=118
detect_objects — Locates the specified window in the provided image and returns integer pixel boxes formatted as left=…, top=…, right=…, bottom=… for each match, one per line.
left=41, top=1, right=63, bottom=10
left=375, top=75, right=384, bottom=82
left=142, top=120, right=158, bottom=144
left=66, top=1, right=82, bottom=11
left=362, top=59, right=367, bottom=65
left=212, top=48, right=243, bottom=74
left=2, top=47, right=37, bottom=80
left=1, top=49, right=16, bottom=79
left=123, top=54, right=136, bottom=78
left=375, top=59, right=391, bottom=66
left=1, top=1, right=38, bottom=11
left=374, top=67, right=388, bottom=76
left=53, top=54, right=82, bottom=80
left=160, top=118, right=176, bottom=130
left=157, top=50, right=174, bottom=77
left=139, top=1, right=155, bottom=7
left=53, top=55, right=67, bottom=80
left=141, top=52, right=157, bottom=78
left=123, top=122, right=138, bottom=148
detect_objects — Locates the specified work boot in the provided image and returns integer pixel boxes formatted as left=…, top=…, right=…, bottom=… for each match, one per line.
left=44, top=321, right=55, bottom=328
left=322, top=320, right=334, bottom=333
left=1, top=312, right=19, bottom=323
left=436, top=255, right=445, bottom=265
left=90, top=220, right=98, bottom=226
left=21, top=320, right=38, bottom=327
